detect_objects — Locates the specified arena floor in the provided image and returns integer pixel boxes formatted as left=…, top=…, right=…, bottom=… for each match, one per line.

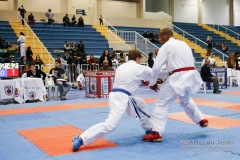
left=0, top=86, right=240, bottom=160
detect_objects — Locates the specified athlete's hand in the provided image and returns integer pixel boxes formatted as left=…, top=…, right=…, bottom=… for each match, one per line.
left=150, top=83, right=159, bottom=92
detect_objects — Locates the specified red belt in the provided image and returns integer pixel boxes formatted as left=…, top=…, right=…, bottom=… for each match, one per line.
left=171, top=67, right=195, bottom=74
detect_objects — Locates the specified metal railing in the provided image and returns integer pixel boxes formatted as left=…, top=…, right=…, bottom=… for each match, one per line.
left=212, top=24, right=240, bottom=40
left=100, top=18, right=159, bottom=57
left=165, top=21, right=229, bottom=61
left=17, top=13, right=54, bottom=64
left=99, top=18, right=131, bottom=51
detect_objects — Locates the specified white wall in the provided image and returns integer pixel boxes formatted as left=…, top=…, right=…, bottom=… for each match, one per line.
left=202, top=0, right=230, bottom=25
left=18, top=0, right=67, bottom=13
left=97, top=0, right=137, bottom=18
left=234, top=0, right=240, bottom=26
left=174, top=0, right=198, bottom=23
left=0, top=1, right=10, bottom=10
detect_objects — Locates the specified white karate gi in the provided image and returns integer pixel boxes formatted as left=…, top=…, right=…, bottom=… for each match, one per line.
left=76, top=73, right=85, bottom=88
left=80, top=60, right=152, bottom=145
left=17, top=35, right=26, bottom=57
left=150, top=37, right=204, bottom=135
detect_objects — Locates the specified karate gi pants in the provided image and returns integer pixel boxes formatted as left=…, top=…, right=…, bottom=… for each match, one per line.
left=151, top=80, right=204, bottom=135
left=80, top=92, right=152, bottom=145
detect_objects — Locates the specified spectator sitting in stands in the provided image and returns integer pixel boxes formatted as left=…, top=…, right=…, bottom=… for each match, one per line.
left=79, top=54, right=88, bottom=70
left=111, top=53, right=119, bottom=69
left=76, top=69, right=86, bottom=90
left=49, top=60, right=71, bottom=100
left=67, top=54, right=78, bottom=65
left=78, top=40, right=85, bottom=54
left=72, top=15, right=77, bottom=27
left=142, top=31, right=149, bottom=39
left=88, top=55, right=98, bottom=70
left=221, top=40, right=229, bottom=52
left=63, top=14, right=70, bottom=27
left=227, top=52, right=240, bottom=69
left=78, top=16, right=84, bottom=27
left=28, top=13, right=35, bottom=25
left=118, top=52, right=125, bottom=64
left=20, top=56, right=27, bottom=65
left=27, top=63, right=46, bottom=81
left=99, top=60, right=114, bottom=71
left=64, top=41, right=71, bottom=52
left=0, top=37, right=5, bottom=49
left=70, top=41, right=78, bottom=54
left=10, top=42, right=18, bottom=53
left=26, top=46, right=34, bottom=62
left=55, top=54, right=67, bottom=64
left=99, top=49, right=112, bottom=67
left=35, top=55, right=44, bottom=70
left=63, top=51, right=70, bottom=62
left=148, top=30, right=155, bottom=43
left=200, top=58, right=221, bottom=94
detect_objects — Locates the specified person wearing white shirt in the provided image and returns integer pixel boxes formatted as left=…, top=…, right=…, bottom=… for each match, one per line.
left=72, top=50, right=152, bottom=151
left=76, top=70, right=86, bottom=90
left=17, top=32, right=26, bottom=57
left=143, top=28, right=208, bottom=142
left=209, top=53, right=216, bottom=67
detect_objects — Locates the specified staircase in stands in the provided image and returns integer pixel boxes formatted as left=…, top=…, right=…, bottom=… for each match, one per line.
left=9, top=21, right=54, bottom=67
left=173, top=31, right=222, bottom=63
left=199, top=24, right=240, bottom=46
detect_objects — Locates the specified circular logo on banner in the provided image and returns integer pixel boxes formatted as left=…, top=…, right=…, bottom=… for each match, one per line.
left=29, top=91, right=36, bottom=99
left=4, top=85, right=13, bottom=96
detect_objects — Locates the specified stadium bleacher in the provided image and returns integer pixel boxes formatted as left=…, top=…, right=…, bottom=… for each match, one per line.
left=173, top=22, right=240, bottom=60
left=0, top=21, right=20, bottom=62
left=30, top=22, right=113, bottom=60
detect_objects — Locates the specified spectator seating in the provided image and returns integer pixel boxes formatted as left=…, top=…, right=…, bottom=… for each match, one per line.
left=173, top=22, right=240, bottom=60
left=113, top=26, right=161, bottom=46
left=0, top=21, right=20, bottom=63
left=30, top=22, right=112, bottom=60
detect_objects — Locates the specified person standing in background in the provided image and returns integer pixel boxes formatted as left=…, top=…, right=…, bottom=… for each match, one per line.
left=99, top=15, right=103, bottom=25
left=45, top=9, right=54, bottom=26
left=18, top=5, right=26, bottom=25
left=17, top=32, right=26, bottom=57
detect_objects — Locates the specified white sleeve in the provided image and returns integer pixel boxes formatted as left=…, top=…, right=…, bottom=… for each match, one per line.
left=17, top=36, right=21, bottom=42
left=150, top=45, right=168, bottom=86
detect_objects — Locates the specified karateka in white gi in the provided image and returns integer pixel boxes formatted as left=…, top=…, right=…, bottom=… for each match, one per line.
left=17, top=32, right=26, bottom=57
left=72, top=50, right=152, bottom=151
left=76, top=69, right=86, bottom=90
left=143, top=28, right=208, bottom=142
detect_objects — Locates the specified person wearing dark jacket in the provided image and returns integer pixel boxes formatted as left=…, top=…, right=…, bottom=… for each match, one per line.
left=148, top=52, right=154, bottom=68
left=99, top=49, right=112, bottom=67
left=49, top=60, right=71, bottom=100
left=27, top=63, right=46, bottom=81
left=200, top=58, right=221, bottom=94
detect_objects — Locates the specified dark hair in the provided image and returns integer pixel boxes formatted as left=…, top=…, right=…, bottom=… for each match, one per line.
left=128, top=50, right=142, bottom=61
left=55, top=59, right=61, bottom=63
left=148, top=52, right=153, bottom=59
left=20, top=32, right=25, bottom=36
left=29, top=63, right=35, bottom=67
left=102, top=49, right=110, bottom=57
left=57, top=54, right=61, bottom=57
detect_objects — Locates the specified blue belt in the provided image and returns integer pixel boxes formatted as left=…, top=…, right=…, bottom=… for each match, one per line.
left=112, top=88, right=151, bottom=118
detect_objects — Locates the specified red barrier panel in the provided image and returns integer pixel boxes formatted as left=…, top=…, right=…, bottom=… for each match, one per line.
left=85, top=71, right=115, bottom=98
